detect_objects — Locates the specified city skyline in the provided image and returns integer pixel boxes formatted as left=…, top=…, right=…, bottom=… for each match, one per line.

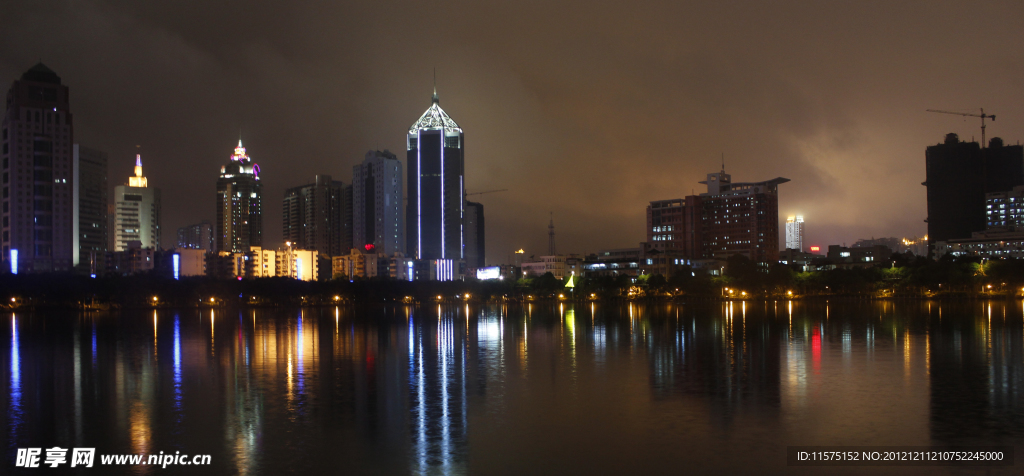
left=3, top=2, right=1024, bottom=263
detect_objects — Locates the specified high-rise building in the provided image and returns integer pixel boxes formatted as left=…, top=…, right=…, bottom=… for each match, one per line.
left=353, top=150, right=403, bottom=255
left=73, top=145, right=108, bottom=274
left=645, top=167, right=788, bottom=263
left=114, top=154, right=160, bottom=251
left=465, top=200, right=484, bottom=268
left=2, top=63, right=75, bottom=273
left=282, top=174, right=348, bottom=257
left=216, top=140, right=262, bottom=252
left=785, top=215, right=804, bottom=251
left=177, top=220, right=213, bottom=252
left=406, top=88, right=464, bottom=260
left=924, top=133, right=1024, bottom=244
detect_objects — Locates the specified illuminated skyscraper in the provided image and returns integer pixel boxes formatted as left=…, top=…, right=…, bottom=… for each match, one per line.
left=216, top=140, right=262, bottom=252
left=785, top=215, right=804, bottom=251
left=406, top=88, right=464, bottom=260
left=2, top=63, right=75, bottom=273
left=353, top=150, right=403, bottom=255
left=114, top=154, right=160, bottom=251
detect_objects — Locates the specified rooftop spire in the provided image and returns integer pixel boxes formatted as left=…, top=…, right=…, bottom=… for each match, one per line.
left=128, top=154, right=148, bottom=188
left=432, top=68, right=439, bottom=105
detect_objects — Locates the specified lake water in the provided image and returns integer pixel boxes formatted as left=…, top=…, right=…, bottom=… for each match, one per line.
left=2, top=300, right=1022, bottom=474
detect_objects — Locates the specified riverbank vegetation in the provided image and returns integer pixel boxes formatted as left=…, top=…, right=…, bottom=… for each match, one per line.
left=1, top=254, right=1020, bottom=309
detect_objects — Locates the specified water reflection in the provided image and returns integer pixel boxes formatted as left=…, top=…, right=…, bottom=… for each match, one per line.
left=8, top=315, right=21, bottom=444
left=0, top=301, right=1022, bottom=474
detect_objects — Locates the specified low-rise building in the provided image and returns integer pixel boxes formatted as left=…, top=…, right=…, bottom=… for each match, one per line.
left=173, top=248, right=206, bottom=277
left=934, top=229, right=1024, bottom=259
left=825, top=244, right=892, bottom=267
left=105, top=241, right=154, bottom=275
left=583, top=248, right=642, bottom=278
left=247, top=246, right=277, bottom=277
left=277, top=248, right=318, bottom=281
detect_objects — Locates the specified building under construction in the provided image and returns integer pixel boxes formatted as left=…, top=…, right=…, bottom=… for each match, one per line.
left=924, top=133, right=1024, bottom=245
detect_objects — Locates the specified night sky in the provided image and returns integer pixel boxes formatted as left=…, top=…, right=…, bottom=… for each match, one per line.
left=3, top=1, right=1024, bottom=262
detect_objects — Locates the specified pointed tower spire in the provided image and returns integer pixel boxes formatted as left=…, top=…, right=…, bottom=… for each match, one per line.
left=548, top=212, right=556, bottom=256
left=721, top=153, right=725, bottom=174
left=129, top=154, right=148, bottom=188
left=432, top=68, right=439, bottom=105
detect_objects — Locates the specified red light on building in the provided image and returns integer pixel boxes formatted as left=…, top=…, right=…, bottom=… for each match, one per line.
left=364, top=244, right=375, bottom=251
left=810, top=246, right=820, bottom=252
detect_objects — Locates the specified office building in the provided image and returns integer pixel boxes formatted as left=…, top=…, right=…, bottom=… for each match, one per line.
left=645, top=167, right=788, bottom=264
left=177, top=220, right=213, bottom=252
left=353, top=150, right=403, bottom=255
left=646, top=198, right=700, bottom=256
left=2, top=63, right=75, bottom=273
left=406, top=88, right=464, bottom=260
left=73, top=145, right=107, bottom=274
left=785, top=215, right=804, bottom=251
left=924, top=133, right=1024, bottom=244
left=464, top=200, right=484, bottom=268
left=114, top=154, right=160, bottom=251
left=698, top=169, right=787, bottom=262
left=283, top=174, right=348, bottom=256
left=216, top=140, right=262, bottom=252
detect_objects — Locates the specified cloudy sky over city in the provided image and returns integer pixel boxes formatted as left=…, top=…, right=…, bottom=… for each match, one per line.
left=3, top=0, right=1024, bottom=261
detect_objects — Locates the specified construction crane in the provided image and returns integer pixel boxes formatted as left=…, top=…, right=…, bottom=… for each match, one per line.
left=465, top=189, right=508, bottom=197
left=926, top=108, right=996, bottom=147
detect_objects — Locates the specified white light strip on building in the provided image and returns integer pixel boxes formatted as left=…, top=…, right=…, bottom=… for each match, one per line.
left=417, top=130, right=422, bottom=259
left=459, top=174, right=464, bottom=259
left=440, top=131, right=445, bottom=259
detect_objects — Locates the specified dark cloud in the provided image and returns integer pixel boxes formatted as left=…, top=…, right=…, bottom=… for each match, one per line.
left=3, top=0, right=1023, bottom=261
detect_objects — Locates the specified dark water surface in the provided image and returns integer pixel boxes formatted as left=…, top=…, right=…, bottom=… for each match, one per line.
left=2, top=300, right=1023, bottom=475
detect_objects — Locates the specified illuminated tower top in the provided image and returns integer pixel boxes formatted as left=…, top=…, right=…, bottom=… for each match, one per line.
left=408, top=89, right=462, bottom=134
left=128, top=154, right=148, bottom=188
left=231, top=139, right=251, bottom=163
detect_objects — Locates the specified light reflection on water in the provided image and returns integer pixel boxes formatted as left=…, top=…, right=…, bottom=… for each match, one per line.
left=0, top=301, right=1022, bottom=474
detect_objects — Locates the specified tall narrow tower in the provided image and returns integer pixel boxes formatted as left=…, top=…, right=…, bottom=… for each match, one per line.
left=215, top=140, right=262, bottom=252
left=406, top=87, right=464, bottom=260
left=548, top=213, right=556, bottom=256
left=785, top=215, right=804, bottom=251
left=353, top=150, right=403, bottom=255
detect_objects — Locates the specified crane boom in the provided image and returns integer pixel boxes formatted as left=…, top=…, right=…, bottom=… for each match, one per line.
left=465, top=189, right=508, bottom=197
left=926, top=108, right=996, bottom=147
